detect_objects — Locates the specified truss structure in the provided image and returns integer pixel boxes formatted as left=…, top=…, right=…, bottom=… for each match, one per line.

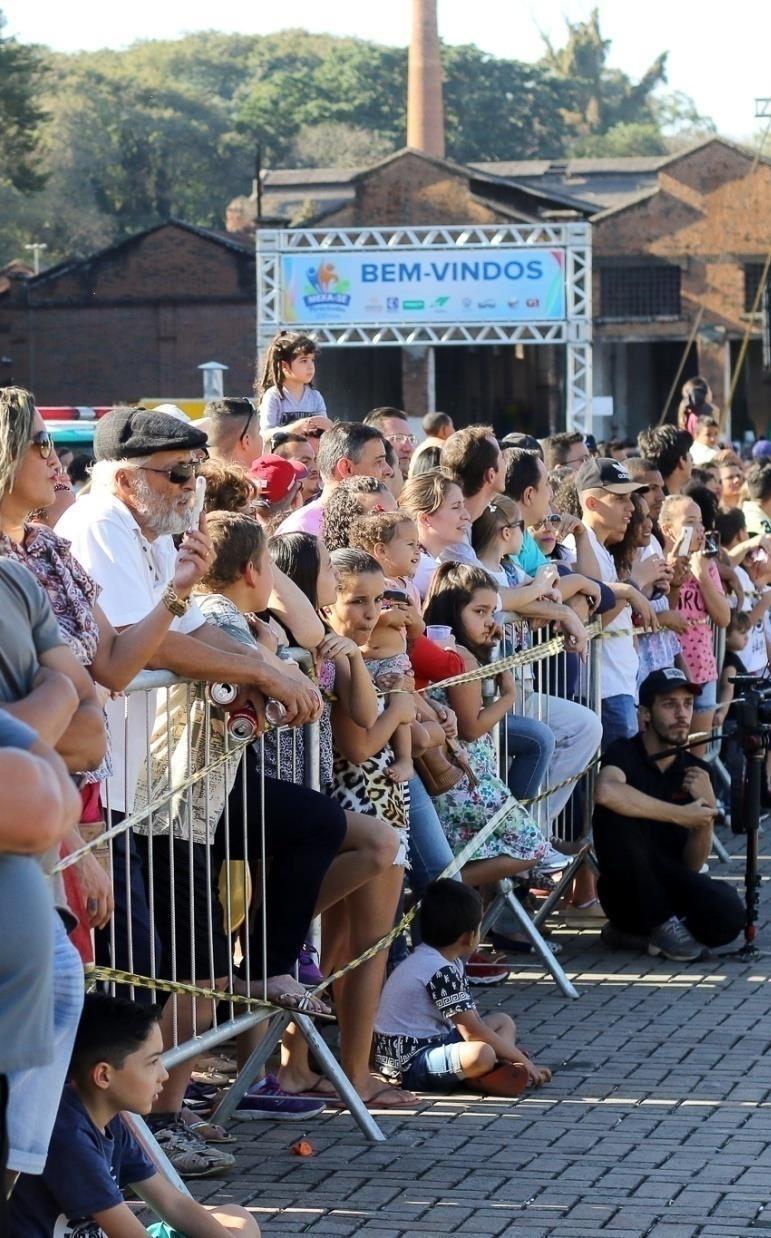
left=257, top=222, right=593, bottom=434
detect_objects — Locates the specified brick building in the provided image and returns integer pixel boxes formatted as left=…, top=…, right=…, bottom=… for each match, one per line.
left=0, top=220, right=255, bottom=406
left=2, top=139, right=768, bottom=436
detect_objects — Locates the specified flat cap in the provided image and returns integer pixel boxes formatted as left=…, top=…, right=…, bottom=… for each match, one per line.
left=94, top=407, right=208, bottom=461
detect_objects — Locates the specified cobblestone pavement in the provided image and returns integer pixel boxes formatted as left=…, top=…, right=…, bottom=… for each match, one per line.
left=186, top=836, right=771, bottom=1237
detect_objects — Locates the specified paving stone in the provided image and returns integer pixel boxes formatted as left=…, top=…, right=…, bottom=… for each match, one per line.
left=175, top=833, right=771, bottom=1237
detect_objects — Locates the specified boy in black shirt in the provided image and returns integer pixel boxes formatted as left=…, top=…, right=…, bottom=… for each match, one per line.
left=9, top=995, right=260, bottom=1238
left=593, top=668, right=744, bottom=961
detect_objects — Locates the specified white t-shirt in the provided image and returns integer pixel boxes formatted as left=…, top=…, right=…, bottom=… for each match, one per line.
left=259, top=385, right=326, bottom=431
left=56, top=492, right=204, bottom=812
left=584, top=525, right=639, bottom=700
left=690, top=441, right=717, bottom=465
left=736, top=565, right=768, bottom=675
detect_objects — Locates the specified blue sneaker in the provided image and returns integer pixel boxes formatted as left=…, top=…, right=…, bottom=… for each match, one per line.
left=234, top=1075, right=326, bottom=1121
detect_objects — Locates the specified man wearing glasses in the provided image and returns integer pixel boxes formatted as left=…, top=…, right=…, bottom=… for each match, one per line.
left=57, top=408, right=320, bottom=821
left=197, top=398, right=263, bottom=469
left=364, top=407, right=417, bottom=475
left=543, top=431, right=591, bottom=474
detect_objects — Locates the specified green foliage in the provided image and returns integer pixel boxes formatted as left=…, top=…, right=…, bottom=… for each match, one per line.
left=569, top=122, right=668, bottom=158
left=0, top=13, right=713, bottom=268
left=0, top=12, right=48, bottom=192
left=540, top=7, right=667, bottom=136
left=442, top=44, right=570, bottom=162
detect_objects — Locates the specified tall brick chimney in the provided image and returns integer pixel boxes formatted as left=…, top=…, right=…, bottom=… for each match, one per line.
left=407, top=0, right=445, bottom=158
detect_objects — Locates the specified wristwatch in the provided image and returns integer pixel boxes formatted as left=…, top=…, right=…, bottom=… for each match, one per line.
left=161, top=583, right=190, bottom=618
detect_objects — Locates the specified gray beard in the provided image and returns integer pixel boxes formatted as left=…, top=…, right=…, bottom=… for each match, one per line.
left=131, top=474, right=192, bottom=537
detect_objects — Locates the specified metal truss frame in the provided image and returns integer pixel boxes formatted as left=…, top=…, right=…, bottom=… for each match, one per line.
left=257, top=222, right=593, bottom=434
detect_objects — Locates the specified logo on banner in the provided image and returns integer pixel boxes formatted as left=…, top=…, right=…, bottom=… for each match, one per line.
left=303, top=263, right=351, bottom=312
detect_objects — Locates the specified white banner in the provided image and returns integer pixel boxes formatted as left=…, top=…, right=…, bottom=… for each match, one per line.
left=280, top=246, right=566, bottom=326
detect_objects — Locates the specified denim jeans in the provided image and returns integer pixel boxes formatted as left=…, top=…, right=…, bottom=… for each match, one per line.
left=7, top=915, right=84, bottom=1174
left=601, top=694, right=639, bottom=751
left=505, top=713, right=556, bottom=801
left=389, top=776, right=458, bottom=967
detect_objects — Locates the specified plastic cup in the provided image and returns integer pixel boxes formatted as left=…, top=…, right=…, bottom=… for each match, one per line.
left=426, top=625, right=453, bottom=645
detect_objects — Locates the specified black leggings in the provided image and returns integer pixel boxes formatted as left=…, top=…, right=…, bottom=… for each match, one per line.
left=596, top=818, right=745, bottom=947
left=213, top=756, right=346, bottom=976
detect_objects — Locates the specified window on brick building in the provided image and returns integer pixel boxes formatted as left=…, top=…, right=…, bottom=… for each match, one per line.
left=744, top=263, right=770, bottom=314
left=600, top=264, right=682, bottom=320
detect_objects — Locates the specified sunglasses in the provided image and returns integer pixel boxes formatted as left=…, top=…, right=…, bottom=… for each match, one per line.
left=138, top=461, right=201, bottom=485
left=536, top=514, right=562, bottom=530
left=31, top=430, right=53, bottom=459
left=506, top=519, right=526, bottom=532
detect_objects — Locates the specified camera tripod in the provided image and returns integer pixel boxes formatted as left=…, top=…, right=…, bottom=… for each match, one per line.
left=726, top=675, right=771, bottom=960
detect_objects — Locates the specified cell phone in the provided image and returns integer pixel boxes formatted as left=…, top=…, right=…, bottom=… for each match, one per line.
left=676, top=526, right=694, bottom=558
left=703, top=530, right=720, bottom=558
left=189, top=476, right=207, bottom=529
left=382, top=589, right=409, bottom=605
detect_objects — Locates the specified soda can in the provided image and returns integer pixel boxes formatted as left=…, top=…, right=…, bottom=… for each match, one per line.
left=208, top=682, right=238, bottom=707
left=226, top=708, right=258, bottom=741
left=265, top=698, right=288, bottom=727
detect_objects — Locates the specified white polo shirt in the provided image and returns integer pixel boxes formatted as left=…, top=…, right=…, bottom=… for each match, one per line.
left=57, top=491, right=205, bottom=812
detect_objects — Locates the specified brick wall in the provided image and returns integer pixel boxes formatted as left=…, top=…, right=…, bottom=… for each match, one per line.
left=319, top=151, right=504, bottom=228
left=595, top=144, right=771, bottom=341
left=1, top=224, right=257, bottom=404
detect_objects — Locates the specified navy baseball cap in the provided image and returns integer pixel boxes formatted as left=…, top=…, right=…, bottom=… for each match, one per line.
left=638, top=668, right=699, bottom=709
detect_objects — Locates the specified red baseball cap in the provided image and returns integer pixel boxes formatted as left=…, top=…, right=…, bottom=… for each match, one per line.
left=249, top=454, right=308, bottom=504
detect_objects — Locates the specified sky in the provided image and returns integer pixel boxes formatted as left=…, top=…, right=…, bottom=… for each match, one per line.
left=4, top=0, right=768, bottom=142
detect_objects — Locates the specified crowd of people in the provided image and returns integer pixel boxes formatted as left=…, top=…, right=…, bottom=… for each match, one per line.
left=2, top=335, right=767, bottom=1235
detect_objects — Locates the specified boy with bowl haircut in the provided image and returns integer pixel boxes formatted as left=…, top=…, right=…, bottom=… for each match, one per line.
left=9, top=994, right=260, bottom=1238
left=374, top=880, right=551, bottom=1095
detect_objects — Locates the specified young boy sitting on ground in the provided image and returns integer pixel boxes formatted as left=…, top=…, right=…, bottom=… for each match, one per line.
left=9, top=994, right=260, bottom=1238
left=374, top=880, right=552, bottom=1096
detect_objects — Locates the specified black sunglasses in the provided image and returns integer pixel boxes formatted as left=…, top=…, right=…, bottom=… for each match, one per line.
left=506, top=519, right=526, bottom=532
left=138, top=461, right=201, bottom=486
left=30, top=430, right=53, bottom=459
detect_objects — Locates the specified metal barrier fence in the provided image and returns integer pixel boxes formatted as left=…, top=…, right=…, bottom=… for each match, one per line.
left=57, top=614, right=698, bottom=1161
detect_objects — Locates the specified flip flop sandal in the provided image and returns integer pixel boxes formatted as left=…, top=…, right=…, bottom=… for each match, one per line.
left=184, top=1117, right=238, bottom=1144
left=272, top=992, right=335, bottom=1021
left=198, top=1054, right=237, bottom=1075
left=363, top=1085, right=420, bottom=1109
left=191, top=1068, right=231, bottom=1086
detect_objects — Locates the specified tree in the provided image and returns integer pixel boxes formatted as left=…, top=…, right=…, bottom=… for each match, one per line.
left=442, top=44, right=571, bottom=162
left=290, top=121, right=394, bottom=168
left=540, top=7, right=668, bottom=141
left=0, top=10, right=48, bottom=192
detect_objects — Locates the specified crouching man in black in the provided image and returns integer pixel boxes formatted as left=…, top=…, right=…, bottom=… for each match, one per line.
left=594, top=668, right=745, bottom=961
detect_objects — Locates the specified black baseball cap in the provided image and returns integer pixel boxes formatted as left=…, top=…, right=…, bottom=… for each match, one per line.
left=638, top=668, right=699, bottom=709
left=575, top=456, right=645, bottom=495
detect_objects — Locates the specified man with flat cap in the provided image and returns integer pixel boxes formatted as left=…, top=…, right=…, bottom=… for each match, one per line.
left=575, top=457, right=658, bottom=748
left=593, top=667, right=744, bottom=961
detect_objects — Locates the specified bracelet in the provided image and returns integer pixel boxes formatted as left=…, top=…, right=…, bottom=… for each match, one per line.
left=161, top=583, right=190, bottom=618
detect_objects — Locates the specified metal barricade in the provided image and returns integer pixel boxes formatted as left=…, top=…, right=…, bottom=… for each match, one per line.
left=473, top=614, right=605, bottom=999
left=56, top=619, right=610, bottom=1161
